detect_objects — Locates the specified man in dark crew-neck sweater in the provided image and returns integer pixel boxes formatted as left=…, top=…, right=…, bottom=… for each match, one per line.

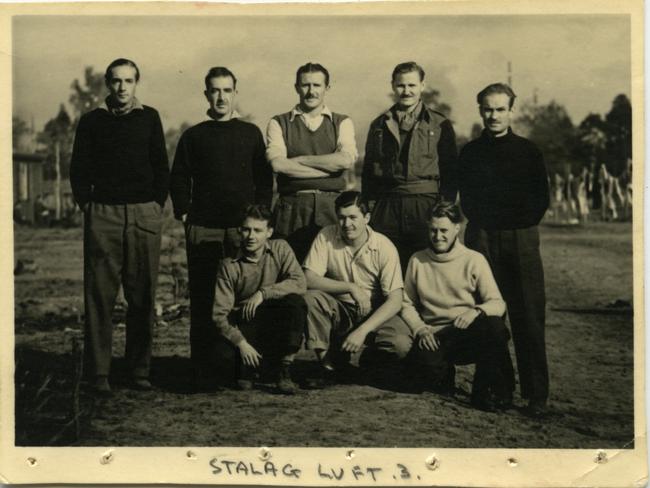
left=70, top=58, right=169, bottom=396
left=266, top=62, right=358, bottom=262
left=459, top=83, right=550, bottom=418
left=170, top=67, right=272, bottom=390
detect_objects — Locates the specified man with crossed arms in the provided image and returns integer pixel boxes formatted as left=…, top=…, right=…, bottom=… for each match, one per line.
left=266, top=62, right=358, bottom=262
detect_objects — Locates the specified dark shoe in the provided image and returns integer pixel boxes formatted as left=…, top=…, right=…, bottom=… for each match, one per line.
left=304, top=366, right=336, bottom=390
left=276, top=363, right=298, bottom=395
left=523, top=400, right=548, bottom=419
left=92, top=376, right=113, bottom=397
left=494, top=392, right=514, bottom=411
left=236, top=378, right=254, bottom=391
left=236, top=365, right=256, bottom=391
left=470, top=395, right=497, bottom=412
left=130, top=377, right=153, bottom=391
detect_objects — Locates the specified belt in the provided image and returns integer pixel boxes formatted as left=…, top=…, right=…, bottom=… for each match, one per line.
left=290, top=189, right=341, bottom=195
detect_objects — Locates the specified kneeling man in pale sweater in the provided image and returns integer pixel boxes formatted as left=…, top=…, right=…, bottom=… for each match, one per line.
left=401, top=200, right=515, bottom=411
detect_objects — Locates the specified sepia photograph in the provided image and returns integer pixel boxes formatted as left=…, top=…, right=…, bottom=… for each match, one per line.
left=1, top=0, right=646, bottom=485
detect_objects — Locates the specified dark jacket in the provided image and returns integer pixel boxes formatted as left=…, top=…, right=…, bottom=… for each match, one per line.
left=362, top=104, right=458, bottom=201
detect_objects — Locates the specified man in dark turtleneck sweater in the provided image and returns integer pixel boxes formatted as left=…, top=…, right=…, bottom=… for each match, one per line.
left=170, top=67, right=272, bottom=391
left=70, top=58, right=169, bottom=395
left=459, top=83, right=550, bottom=418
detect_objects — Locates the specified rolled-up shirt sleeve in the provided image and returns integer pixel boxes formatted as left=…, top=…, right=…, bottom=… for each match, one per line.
left=302, top=229, right=329, bottom=276
left=378, top=239, right=404, bottom=296
left=265, top=118, right=287, bottom=164
left=336, top=118, right=358, bottom=165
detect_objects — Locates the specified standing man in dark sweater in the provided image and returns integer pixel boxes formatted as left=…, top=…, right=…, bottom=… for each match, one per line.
left=459, top=83, right=550, bottom=418
left=70, top=58, right=169, bottom=395
left=170, top=67, right=272, bottom=390
left=266, top=62, right=358, bottom=262
left=362, top=61, right=458, bottom=272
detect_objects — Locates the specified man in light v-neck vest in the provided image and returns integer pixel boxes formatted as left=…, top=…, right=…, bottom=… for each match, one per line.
left=266, top=62, right=358, bottom=262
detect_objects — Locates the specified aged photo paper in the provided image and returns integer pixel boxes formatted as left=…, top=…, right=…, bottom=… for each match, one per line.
left=0, top=0, right=647, bottom=486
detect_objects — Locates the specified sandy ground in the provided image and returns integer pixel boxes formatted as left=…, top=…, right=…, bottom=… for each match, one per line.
left=13, top=220, right=634, bottom=448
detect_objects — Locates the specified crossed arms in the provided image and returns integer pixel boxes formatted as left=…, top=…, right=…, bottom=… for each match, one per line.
left=265, top=117, right=358, bottom=178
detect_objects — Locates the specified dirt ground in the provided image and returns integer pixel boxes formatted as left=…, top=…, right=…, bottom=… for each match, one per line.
left=13, top=219, right=634, bottom=448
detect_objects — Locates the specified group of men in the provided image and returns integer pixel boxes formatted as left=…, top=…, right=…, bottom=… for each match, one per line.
left=70, top=58, right=550, bottom=418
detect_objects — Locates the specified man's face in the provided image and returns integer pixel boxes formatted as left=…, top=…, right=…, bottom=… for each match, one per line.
left=295, top=71, right=328, bottom=112
left=429, top=216, right=460, bottom=254
left=392, top=70, right=425, bottom=110
left=239, top=217, right=273, bottom=254
left=336, top=204, right=370, bottom=243
left=479, top=92, right=513, bottom=137
left=106, top=65, right=138, bottom=107
left=204, top=76, right=237, bottom=118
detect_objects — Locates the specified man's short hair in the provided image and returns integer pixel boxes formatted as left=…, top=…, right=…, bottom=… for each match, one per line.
left=334, top=191, right=370, bottom=215
left=477, top=83, right=517, bottom=109
left=104, top=58, right=140, bottom=83
left=204, top=67, right=237, bottom=90
left=242, top=204, right=273, bottom=227
left=391, top=61, right=425, bottom=82
left=295, top=62, right=330, bottom=87
left=429, top=200, right=462, bottom=224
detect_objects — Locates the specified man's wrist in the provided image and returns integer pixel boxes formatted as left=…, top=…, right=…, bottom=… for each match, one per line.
left=474, top=307, right=485, bottom=317
left=258, top=289, right=266, bottom=301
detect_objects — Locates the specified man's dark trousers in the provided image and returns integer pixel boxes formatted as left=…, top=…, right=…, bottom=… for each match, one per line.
left=83, top=201, right=162, bottom=379
left=409, top=315, right=515, bottom=399
left=212, top=294, right=307, bottom=384
left=464, top=223, right=548, bottom=404
left=184, top=224, right=240, bottom=380
left=370, top=193, right=440, bottom=272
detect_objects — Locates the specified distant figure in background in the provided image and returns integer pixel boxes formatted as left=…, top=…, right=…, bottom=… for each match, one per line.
left=70, top=58, right=169, bottom=395
left=170, top=67, right=272, bottom=391
left=266, top=62, right=358, bottom=262
left=212, top=205, right=307, bottom=394
left=575, top=167, right=591, bottom=223
left=459, top=83, right=550, bottom=418
left=362, top=61, right=458, bottom=271
left=599, top=164, right=623, bottom=221
left=622, top=158, right=633, bottom=220
left=565, top=170, right=579, bottom=224
left=550, top=173, right=566, bottom=223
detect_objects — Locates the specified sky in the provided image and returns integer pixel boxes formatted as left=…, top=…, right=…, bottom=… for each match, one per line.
left=13, top=14, right=631, bottom=144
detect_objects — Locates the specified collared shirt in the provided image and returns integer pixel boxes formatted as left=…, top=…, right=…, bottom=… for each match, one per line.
left=393, top=101, right=424, bottom=133
left=99, top=97, right=144, bottom=116
left=213, top=239, right=307, bottom=345
left=303, top=224, right=403, bottom=309
left=265, top=105, right=358, bottom=164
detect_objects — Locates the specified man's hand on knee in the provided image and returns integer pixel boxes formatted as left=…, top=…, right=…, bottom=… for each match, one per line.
left=417, top=326, right=440, bottom=351
left=241, top=291, right=264, bottom=322
left=342, top=328, right=368, bottom=353
left=238, top=340, right=262, bottom=367
left=453, top=309, right=481, bottom=329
